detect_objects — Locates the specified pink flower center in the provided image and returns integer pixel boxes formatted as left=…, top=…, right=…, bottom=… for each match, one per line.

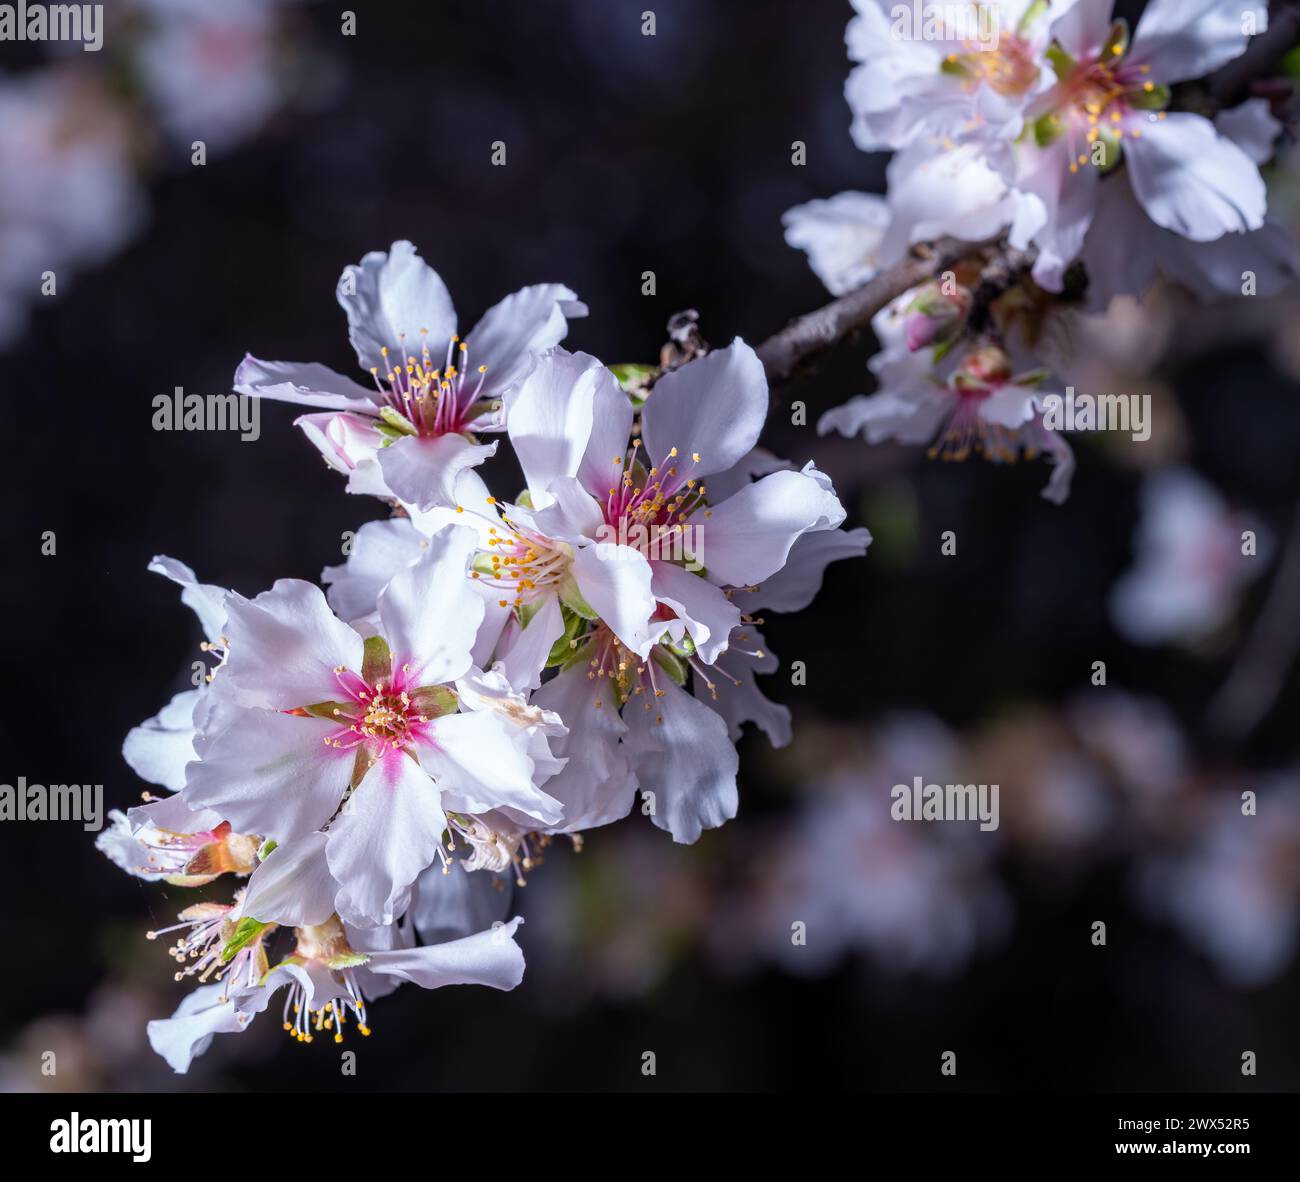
left=369, top=332, right=490, bottom=437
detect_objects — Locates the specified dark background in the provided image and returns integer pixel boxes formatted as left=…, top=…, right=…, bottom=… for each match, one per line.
left=3, top=0, right=1300, bottom=1091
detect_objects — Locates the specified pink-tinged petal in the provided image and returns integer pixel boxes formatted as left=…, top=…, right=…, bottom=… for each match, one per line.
left=468, top=284, right=587, bottom=400
left=704, top=447, right=792, bottom=505
left=337, top=240, right=457, bottom=372
left=622, top=673, right=738, bottom=844
left=294, top=411, right=384, bottom=478
left=696, top=628, right=791, bottom=747
left=419, top=709, right=563, bottom=825
left=327, top=750, right=447, bottom=928
left=233, top=355, right=378, bottom=412
left=148, top=555, right=228, bottom=642
left=365, top=917, right=525, bottom=991
left=571, top=542, right=658, bottom=657
left=731, top=526, right=872, bottom=615
left=187, top=700, right=351, bottom=842
left=220, top=580, right=364, bottom=710
left=1129, top=0, right=1266, bottom=86
left=376, top=523, right=482, bottom=686
left=322, top=517, right=427, bottom=624
left=147, top=984, right=253, bottom=1074
left=498, top=591, right=565, bottom=692
left=123, top=688, right=201, bottom=791
left=1124, top=113, right=1266, bottom=242
left=376, top=432, right=498, bottom=512
left=241, top=832, right=337, bottom=927
left=649, top=560, right=741, bottom=665
left=505, top=349, right=612, bottom=504
left=531, top=664, right=636, bottom=833
left=696, top=468, right=848, bottom=588
left=640, top=339, right=768, bottom=477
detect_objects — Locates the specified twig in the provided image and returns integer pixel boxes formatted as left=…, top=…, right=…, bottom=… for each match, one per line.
left=755, top=237, right=997, bottom=382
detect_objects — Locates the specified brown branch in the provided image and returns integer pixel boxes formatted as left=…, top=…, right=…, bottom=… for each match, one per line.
left=755, top=237, right=998, bottom=383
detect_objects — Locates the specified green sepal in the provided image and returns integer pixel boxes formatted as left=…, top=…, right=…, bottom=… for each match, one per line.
left=362, top=635, right=391, bottom=685
left=545, top=607, right=589, bottom=668
left=221, top=917, right=270, bottom=964
left=560, top=576, right=599, bottom=620
left=1045, top=40, right=1076, bottom=80
left=515, top=488, right=534, bottom=510
left=940, top=55, right=974, bottom=79
left=1127, top=82, right=1170, bottom=111
left=652, top=645, right=688, bottom=687
left=409, top=685, right=458, bottom=719
left=1032, top=111, right=1065, bottom=148
left=378, top=407, right=417, bottom=436
left=1016, top=0, right=1050, bottom=36
left=1101, top=19, right=1129, bottom=63
left=326, top=951, right=370, bottom=970
left=303, top=700, right=352, bottom=721
left=258, top=839, right=278, bottom=860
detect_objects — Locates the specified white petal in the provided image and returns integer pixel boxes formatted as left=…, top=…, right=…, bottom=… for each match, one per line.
left=123, top=688, right=201, bottom=791
left=571, top=541, right=658, bottom=657
left=148, top=555, right=228, bottom=643
left=1214, top=98, right=1281, bottom=166
left=365, top=917, right=525, bottom=991
left=419, top=709, right=563, bottom=824
left=640, top=339, right=768, bottom=478
left=696, top=628, right=791, bottom=747
left=622, top=674, right=738, bottom=844
left=696, top=469, right=849, bottom=588
left=327, top=751, right=447, bottom=927
left=411, top=862, right=513, bottom=944
left=240, top=832, right=337, bottom=926
left=187, top=699, right=351, bottom=842
left=531, top=664, right=637, bottom=833
left=338, top=240, right=457, bottom=371
left=376, top=432, right=497, bottom=513
left=322, top=517, right=427, bottom=623
left=468, top=284, right=587, bottom=399
left=377, top=523, right=482, bottom=685
left=233, top=355, right=377, bottom=412
left=1124, top=113, right=1266, bottom=242
left=497, top=591, right=565, bottom=692
left=1130, top=0, right=1266, bottom=85
left=220, top=580, right=363, bottom=710
left=782, top=191, right=890, bottom=295
left=731, top=526, right=872, bottom=615
left=504, top=348, right=612, bottom=502
left=147, top=984, right=251, bottom=1074
left=649, top=561, right=741, bottom=665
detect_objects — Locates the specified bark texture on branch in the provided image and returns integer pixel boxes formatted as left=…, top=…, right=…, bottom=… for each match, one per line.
left=755, top=237, right=997, bottom=383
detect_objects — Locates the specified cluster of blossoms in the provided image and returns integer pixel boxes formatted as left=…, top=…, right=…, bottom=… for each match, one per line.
left=98, top=241, right=869, bottom=1071
left=785, top=0, right=1297, bottom=501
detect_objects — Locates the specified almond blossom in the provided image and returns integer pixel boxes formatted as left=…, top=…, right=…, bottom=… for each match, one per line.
left=234, top=240, right=586, bottom=510
left=183, top=523, right=565, bottom=928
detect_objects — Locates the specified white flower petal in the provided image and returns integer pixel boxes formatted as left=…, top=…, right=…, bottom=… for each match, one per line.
left=468, top=284, right=587, bottom=399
